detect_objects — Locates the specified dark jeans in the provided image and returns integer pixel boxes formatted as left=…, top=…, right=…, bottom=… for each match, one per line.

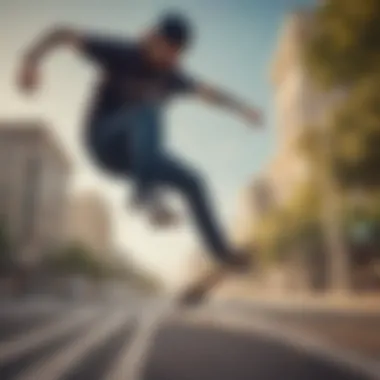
left=88, top=104, right=235, bottom=263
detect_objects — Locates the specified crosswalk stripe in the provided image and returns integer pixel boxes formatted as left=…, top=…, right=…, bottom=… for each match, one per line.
left=15, top=310, right=133, bottom=380
left=0, top=307, right=99, bottom=363
left=107, top=299, right=178, bottom=380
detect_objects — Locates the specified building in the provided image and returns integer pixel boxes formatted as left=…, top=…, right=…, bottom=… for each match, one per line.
left=0, top=120, right=71, bottom=266
left=268, top=10, right=315, bottom=206
left=66, top=190, right=112, bottom=257
left=269, top=10, right=345, bottom=205
left=234, top=177, right=275, bottom=243
left=236, top=10, right=323, bottom=241
left=237, top=12, right=315, bottom=236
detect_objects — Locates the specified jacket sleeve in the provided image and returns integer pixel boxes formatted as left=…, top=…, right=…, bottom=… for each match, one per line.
left=82, top=34, right=131, bottom=68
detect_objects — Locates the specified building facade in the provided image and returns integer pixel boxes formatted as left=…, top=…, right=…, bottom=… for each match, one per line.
left=236, top=11, right=321, bottom=238
left=0, top=120, right=71, bottom=266
left=66, top=190, right=112, bottom=257
left=269, top=10, right=345, bottom=205
left=269, top=10, right=315, bottom=206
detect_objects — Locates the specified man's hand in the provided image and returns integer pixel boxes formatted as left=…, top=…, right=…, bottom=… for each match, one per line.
left=16, top=26, right=82, bottom=95
left=17, top=58, right=40, bottom=95
left=241, top=106, right=263, bottom=128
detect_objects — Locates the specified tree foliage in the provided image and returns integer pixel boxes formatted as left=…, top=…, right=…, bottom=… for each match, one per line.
left=332, top=77, right=380, bottom=187
left=253, top=1, right=380, bottom=279
left=44, top=243, right=102, bottom=278
left=305, top=0, right=380, bottom=88
left=255, top=182, right=323, bottom=263
left=43, top=243, right=162, bottom=293
left=304, top=0, right=380, bottom=188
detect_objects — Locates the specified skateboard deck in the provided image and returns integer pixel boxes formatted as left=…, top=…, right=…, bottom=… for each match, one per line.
left=177, top=267, right=229, bottom=306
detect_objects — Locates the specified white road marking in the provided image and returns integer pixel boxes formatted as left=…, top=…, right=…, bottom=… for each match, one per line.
left=107, top=299, right=178, bottom=380
left=177, top=308, right=380, bottom=380
left=107, top=282, right=223, bottom=380
left=15, top=310, right=132, bottom=380
left=0, top=307, right=98, bottom=363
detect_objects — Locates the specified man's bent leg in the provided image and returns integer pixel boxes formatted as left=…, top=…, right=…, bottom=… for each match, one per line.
left=94, top=105, right=162, bottom=207
left=155, top=154, right=236, bottom=264
left=128, top=105, right=162, bottom=205
left=105, top=105, right=177, bottom=222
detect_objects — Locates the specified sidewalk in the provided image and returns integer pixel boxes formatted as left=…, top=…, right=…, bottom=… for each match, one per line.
left=212, top=283, right=380, bottom=313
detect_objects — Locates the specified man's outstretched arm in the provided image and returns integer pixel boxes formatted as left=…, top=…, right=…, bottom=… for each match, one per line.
left=18, top=26, right=83, bottom=93
left=26, top=26, right=82, bottom=62
left=194, top=83, right=263, bottom=127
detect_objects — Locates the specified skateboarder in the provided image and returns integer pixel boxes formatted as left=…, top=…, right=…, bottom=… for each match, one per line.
left=17, top=13, right=263, bottom=271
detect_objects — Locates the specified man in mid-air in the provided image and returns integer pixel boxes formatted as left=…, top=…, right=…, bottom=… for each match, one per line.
left=18, top=13, right=263, bottom=271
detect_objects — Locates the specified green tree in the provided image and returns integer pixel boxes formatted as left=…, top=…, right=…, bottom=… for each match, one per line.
left=255, top=181, right=322, bottom=264
left=305, top=0, right=380, bottom=88
left=44, top=242, right=102, bottom=278
left=304, top=0, right=380, bottom=188
left=44, top=245, right=162, bottom=293
left=302, top=0, right=380, bottom=291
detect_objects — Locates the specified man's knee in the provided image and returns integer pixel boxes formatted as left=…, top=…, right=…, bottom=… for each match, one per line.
left=158, top=154, right=206, bottom=195
left=182, top=169, right=206, bottom=196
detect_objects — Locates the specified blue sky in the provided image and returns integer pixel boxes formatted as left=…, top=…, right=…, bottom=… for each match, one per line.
left=0, top=0, right=314, bottom=286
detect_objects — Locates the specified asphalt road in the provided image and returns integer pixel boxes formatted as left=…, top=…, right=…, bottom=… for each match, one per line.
left=211, top=299, right=380, bottom=360
left=0, top=297, right=378, bottom=380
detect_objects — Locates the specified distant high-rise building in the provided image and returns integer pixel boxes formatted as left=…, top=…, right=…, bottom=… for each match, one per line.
left=0, top=120, right=71, bottom=266
left=270, top=10, right=346, bottom=204
left=269, top=10, right=325, bottom=205
left=238, top=11, right=320, bottom=235
left=66, top=190, right=112, bottom=257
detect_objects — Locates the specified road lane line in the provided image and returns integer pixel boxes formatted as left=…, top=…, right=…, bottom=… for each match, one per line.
left=15, top=310, right=132, bottom=380
left=107, top=299, right=177, bottom=380
left=107, top=289, right=216, bottom=380
left=0, top=307, right=98, bottom=363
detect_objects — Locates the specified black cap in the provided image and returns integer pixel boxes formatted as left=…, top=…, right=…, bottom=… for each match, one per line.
left=157, top=12, right=193, bottom=48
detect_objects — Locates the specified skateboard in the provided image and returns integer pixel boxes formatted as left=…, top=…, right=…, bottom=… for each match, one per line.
left=176, top=251, right=254, bottom=307
left=177, top=266, right=229, bottom=306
